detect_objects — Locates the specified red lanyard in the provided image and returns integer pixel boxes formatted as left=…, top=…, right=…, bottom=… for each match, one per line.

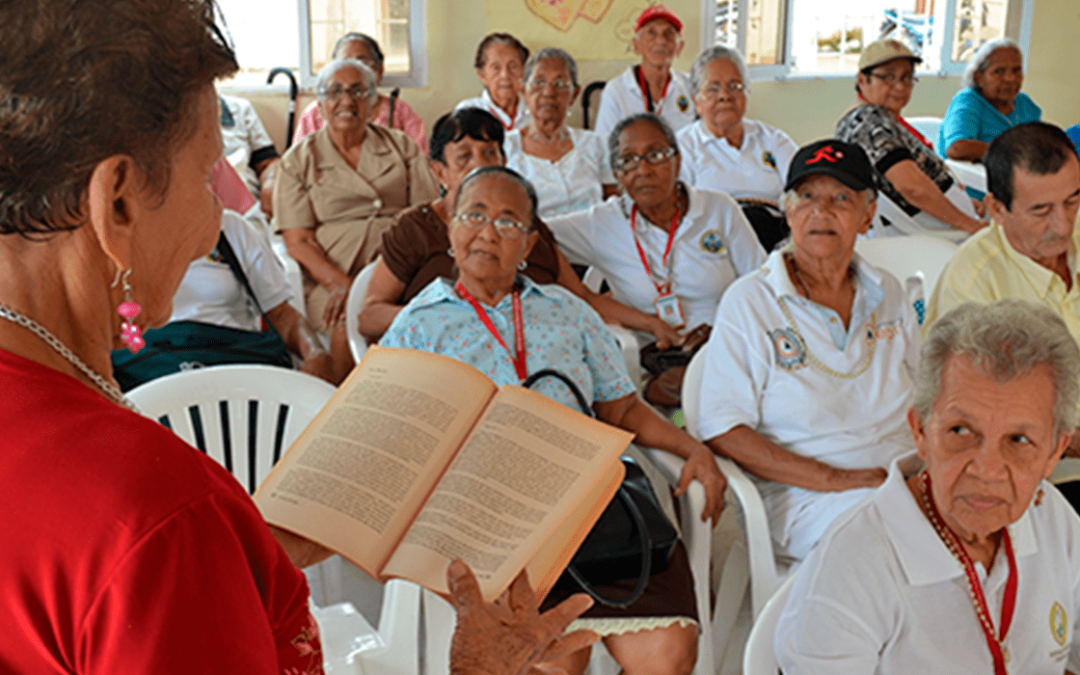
left=487, top=101, right=515, bottom=131
left=630, top=204, right=680, bottom=295
left=455, top=282, right=527, bottom=381
left=923, top=473, right=1017, bottom=675
left=636, top=66, right=670, bottom=114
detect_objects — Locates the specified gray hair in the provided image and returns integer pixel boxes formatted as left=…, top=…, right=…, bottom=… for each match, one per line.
left=315, top=58, right=379, bottom=105
left=778, top=186, right=876, bottom=212
left=333, top=32, right=384, bottom=68
left=690, top=46, right=751, bottom=97
left=914, top=300, right=1080, bottom=437
left=961, top=38, right=1023, bottom=90
left=524, top=47, right=579, bottom=88
left=607, top=112, right=679, bottom=173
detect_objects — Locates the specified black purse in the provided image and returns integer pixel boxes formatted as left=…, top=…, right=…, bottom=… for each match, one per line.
left=522, top=369, right=678, bottom=608
left=111, top=231, right=294, bottom=391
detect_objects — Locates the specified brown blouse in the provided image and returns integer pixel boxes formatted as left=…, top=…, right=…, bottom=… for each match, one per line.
left=380, top=202, right=562, bottom=304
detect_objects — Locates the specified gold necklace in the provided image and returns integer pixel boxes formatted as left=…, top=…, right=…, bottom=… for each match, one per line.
left=776, top=295, right=876, bottom=379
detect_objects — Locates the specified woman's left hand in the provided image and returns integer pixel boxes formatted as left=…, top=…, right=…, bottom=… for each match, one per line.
left=675, top=445, right=727, bottom=524
left=322, top=282, right=350, bottom=330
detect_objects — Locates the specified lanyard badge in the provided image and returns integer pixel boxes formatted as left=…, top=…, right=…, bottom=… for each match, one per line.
left=631, top=204, right=684, bottom=329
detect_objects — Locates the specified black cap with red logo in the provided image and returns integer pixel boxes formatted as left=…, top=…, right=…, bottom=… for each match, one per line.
left=784, top=139, right=877, bottom=194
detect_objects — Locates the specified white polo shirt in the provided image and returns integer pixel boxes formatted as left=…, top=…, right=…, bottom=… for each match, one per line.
left=454, top=89, right=531, bottom=132
left=504, top=127, right=615, bottom=219
left=677, top=119, right=798, bottom=202
left=170, top=210, right=293, bottom=332
left=592, top=67, right=696, bottom=144
left=697, top=247, right=920, bottom=559
left=777, top=453, right=1080, bottom=674
left=547, top=186, right=765, bottom=338
left=220, top=94, right=277, bottom=198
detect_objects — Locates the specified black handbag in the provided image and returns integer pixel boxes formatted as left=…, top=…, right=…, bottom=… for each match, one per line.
left=111, top=231, right=293, bottom=391
left=522, top=369, right=678, bottom=608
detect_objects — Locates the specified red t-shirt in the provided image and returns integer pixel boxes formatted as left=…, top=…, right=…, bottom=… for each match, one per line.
left=0, top=349, right=323, bottom=674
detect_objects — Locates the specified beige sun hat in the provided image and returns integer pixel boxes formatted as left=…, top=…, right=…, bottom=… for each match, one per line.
left=858, top=39, right=923, bottom=71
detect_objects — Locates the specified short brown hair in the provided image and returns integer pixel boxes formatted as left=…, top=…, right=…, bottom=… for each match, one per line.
left=0, top=0, right=237, bottom=238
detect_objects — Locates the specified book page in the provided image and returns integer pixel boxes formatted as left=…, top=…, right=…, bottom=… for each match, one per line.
left=254, top=347, right=497, bottom=575
left=381, top=385, right=633, bottom=601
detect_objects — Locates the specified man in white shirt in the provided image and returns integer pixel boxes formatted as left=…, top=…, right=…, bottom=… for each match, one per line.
left=592, top=5, right=696, bottom=144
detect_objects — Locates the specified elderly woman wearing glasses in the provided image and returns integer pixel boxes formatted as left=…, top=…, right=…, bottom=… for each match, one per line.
left=677, top=46, right=798, bottom=251
left=503, top=48, right=618, bottom=218
left=548, top=113, right=765, bottom=347
left=836, top=40, right=984, bottom=239
left=275, top=57, right=439, bottom=367
left=382, top=165, right=727, bottom=675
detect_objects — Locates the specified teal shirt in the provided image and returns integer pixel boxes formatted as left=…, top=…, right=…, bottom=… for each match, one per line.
left=938, top=88, right=1041, bottom=157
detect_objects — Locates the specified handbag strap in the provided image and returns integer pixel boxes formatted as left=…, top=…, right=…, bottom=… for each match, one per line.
left=521, top=369, right=593, bottom=418
left=215, top=231, right=286, bottom=344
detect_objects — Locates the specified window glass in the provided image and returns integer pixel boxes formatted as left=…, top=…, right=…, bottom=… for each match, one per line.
left=952, top=0, right=1009, bottom=62
left=308, top=0, right=412, bottom=76
left=217, top=0, right=300, bottom=86
left=716, top=0, right=785, bottom=65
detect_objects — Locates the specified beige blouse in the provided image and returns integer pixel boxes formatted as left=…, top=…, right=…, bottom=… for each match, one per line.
left=274, top=124, right=439, bottom=325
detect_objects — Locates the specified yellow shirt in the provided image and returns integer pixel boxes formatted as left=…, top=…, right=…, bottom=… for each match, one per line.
left=924, top=221, right=1080, bottom=344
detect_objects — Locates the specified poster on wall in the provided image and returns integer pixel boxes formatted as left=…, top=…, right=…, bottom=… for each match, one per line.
left=486, top=0, right=697, bottom=61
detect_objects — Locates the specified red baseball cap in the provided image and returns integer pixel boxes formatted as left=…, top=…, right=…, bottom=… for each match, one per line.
left=636, top=5, right=683, bottom=34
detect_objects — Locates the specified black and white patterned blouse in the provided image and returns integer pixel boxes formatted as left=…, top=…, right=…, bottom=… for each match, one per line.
left=836, top=104, right=953, bottom=216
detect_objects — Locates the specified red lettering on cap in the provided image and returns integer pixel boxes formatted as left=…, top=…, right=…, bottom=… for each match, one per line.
left=805, top=146, right=843, bottom=164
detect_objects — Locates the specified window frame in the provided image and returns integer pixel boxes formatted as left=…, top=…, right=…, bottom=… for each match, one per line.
left=701, top=0, right=1033, bottom=83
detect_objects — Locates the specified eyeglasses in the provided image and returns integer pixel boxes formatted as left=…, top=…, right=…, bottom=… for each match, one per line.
left=323, top=85, right=370, bottom=101
left=869, top=72, right=919, bottom=86
left=699, top=81, right=746, bottom=98
left=613, top=146, right=678, bottom=173
left=527, top=78, right=574, bottom=93
left=454, top=211, right=530, bottom=238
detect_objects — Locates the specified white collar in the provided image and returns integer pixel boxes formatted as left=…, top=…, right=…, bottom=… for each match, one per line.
left=759, top=245, right=887, bottom=301
left=618, top=183, right=706, bottom=233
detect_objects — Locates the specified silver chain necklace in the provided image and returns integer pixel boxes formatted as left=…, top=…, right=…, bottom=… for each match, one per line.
left=0, top=303, right=134, bottom=409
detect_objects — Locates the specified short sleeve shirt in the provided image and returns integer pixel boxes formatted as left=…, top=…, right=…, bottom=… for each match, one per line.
left=696, top=247, right=920, bottom=550
left=592, top=67, right=696, bottom=144
left=836, top=104, right=953, bottom=216
left=170, top=210, right=293, bottom=332
left=454, top=90, right=532, bottom=131
left=504, top=127, right=616, bottom=219
left=938, top=89, right=1041, bottom=157
left=677, top=119, right=798, bottom=202
left=380, top=203, right=562, bottom=304
left=380, top=277, right=636, bottom=408
left=547, top=186, right=766, bottom=334
left=220, top=94, right=279, bottom=196
left=777, top=453, right=1080, bottom=675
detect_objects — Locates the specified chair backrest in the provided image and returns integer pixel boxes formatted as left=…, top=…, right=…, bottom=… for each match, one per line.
left=582, top=80, right=606, bottom=130
left=905, top=116, right=943, bottom=144
left=855, top=234, right=960, bottom=300
left=270, top=236, right=308, bottom=315
left=128, top=364, right=336, bottom=493
left=346, top=260, right=380, bottom=363
left=743, top=574, right=797, bottom=675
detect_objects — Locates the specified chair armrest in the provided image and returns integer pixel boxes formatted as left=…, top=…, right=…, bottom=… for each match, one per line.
left=713, top=456, right=779, bottom=618
left=605, top=323, right=641, bottom=386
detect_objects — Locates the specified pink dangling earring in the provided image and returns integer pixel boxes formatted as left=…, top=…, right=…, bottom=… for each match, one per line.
left=114, top=268, right=144, bottom=353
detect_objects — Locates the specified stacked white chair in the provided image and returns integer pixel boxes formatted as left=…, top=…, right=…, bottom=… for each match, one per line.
left=742, top=574, right=798, bottom=675
left=346, top=260, right=381, bottom=363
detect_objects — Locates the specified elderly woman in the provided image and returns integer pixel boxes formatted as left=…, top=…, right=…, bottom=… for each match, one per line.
left=455, top=33, right=531, bottom=131
left=504, top=48, right=617, bottom=218
left=292, top=32, right=428, bottom=151
left=699, top=140, right=921, bottom=561
left=381, top=165, right=726, bottom=675
left=837, top=39, right=984, bottom=238
left=939, top=38, right=1040, bottom=162
left=548, top=113, right=766, bottom=346
left=777, top=300, right=1080, bottom=673
left=677, top=46, right=798, bottom=251
left=275, top=57, right=439, bottom=366
left=359, top=107, right=683, bottom=348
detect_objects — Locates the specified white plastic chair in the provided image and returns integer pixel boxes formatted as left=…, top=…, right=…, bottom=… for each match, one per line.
left=1051, top=458, right=1080, bottom=485
left=905, top=116, right=942, bottom=145
left=742, top=574, right=797, bottom=675
left=855, top=234, right=960, bottom=303
left=867, top=193, right=969, bottom=244
left=271, top=236, right=308, bottom=316
left=346, top=260, right=380, bottom=363
left=128, top=365, right=422, bottom=675
left=581, top=266, right=643, bottom=385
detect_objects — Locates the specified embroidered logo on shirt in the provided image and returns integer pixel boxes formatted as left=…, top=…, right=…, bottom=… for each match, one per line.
left=762, top=151, right=777, bottom=171
left=677, top=95, right=690, bottom=113
left=206, top=248, right=224, bottom=263
left=769, top=327, right=807, bottom=370
left=700, top=230, right=726, bottom=254
left=1051, top=601, right=1068, bottom=647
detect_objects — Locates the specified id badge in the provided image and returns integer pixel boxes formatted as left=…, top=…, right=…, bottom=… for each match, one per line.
left=654, top=292, right=685, bottom=329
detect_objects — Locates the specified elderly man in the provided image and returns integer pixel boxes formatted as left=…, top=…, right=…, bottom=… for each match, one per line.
left=593, top=5, right=695, bottom=143
left=777, top=300, right=1080, bottom=674
left=699, top=140, right=920, bottom=560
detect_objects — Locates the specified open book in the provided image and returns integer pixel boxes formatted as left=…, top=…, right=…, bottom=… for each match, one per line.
left=254, top=346, right=633, bottom=602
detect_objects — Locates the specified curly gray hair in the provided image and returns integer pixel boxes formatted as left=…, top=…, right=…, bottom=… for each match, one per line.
left=690, top=45, right=751, bottom=97
left=914, top=300, right=1080, bottom=438
left=315, top=58, right=379, bottom=105
left=524, top=47, right=579, bottom=89
left=961, top=38, right=1023, bottom=90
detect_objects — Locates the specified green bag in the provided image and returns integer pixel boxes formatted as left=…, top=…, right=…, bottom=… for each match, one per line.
left=111, top=231, right=293, bottom=391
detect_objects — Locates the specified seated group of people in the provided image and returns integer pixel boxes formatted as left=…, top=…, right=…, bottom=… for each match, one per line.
left=9, top=0, right=1080, bottom=673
